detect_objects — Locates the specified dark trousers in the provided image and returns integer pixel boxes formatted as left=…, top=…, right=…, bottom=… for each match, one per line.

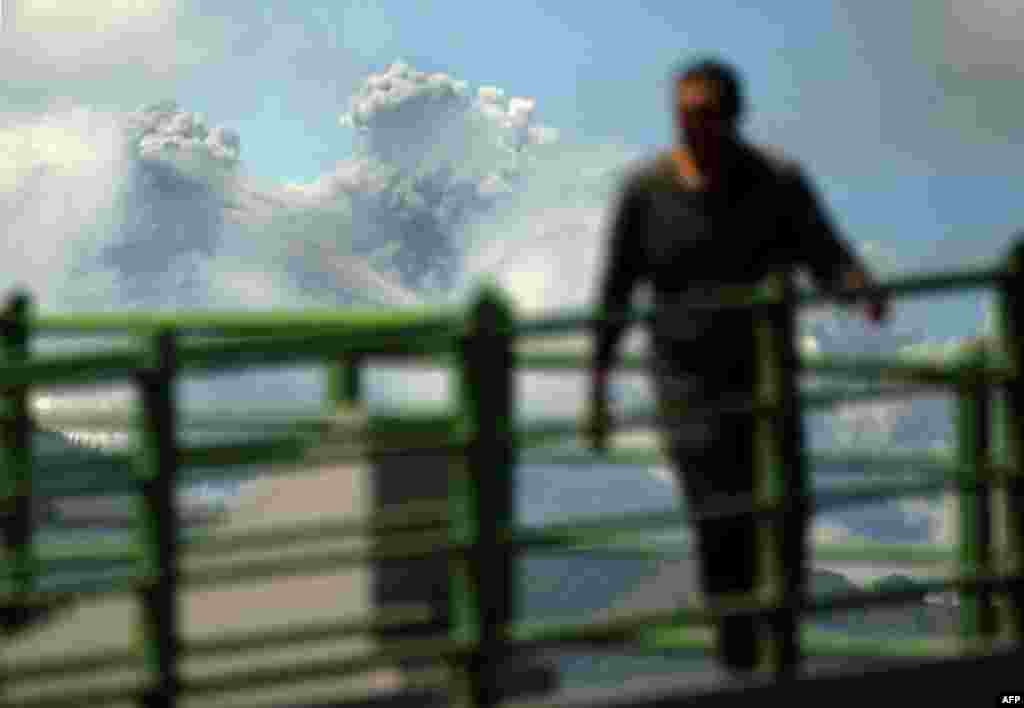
left=652, top=357, right=806, bottom=671
left=666, top=411, right=760, bottom=670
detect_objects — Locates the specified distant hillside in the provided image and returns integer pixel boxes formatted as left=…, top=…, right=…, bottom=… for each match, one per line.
left=603, top=562, right=961, bottom=639
left=25, top=425, right=227, bottom=528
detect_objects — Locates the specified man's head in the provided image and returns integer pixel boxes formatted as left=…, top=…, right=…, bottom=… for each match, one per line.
left=671, top=57, right=745, bottom=159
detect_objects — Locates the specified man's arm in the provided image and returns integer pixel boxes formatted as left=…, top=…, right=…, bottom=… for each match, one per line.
left=593, top=177, right=647, bottom=377
left=785, top=166, right=875, bottom=301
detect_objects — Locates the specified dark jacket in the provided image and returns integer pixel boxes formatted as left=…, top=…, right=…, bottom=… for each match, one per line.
left=593, top=142, right=867, bottom=391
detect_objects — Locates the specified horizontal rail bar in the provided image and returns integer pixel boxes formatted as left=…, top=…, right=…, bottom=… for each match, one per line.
left=512, top=472, right=1004, bottom=533
left=534, top=539, right=957, bottom=566
left=12, top=683, right=141, bottom=708
left=510, top=351, right=1012, bottom=389
left=514, top=352, right=648, bottom=371
left=5, top=500, right=450, bottom=573
left=13, top=673, right=451, bottom=708
left=21, top=437, right=312, bottom=499
left=513, top=265, right=1007, bottom=336
left=179, top=435, right=312, bottom=469
left=801, top=354, right=1012, bottom=387
left=5, top=308, right=1012, bottom=397
left=28, top=309, right=461, bottom=336
left=521, top=446, right=957, bottom=472
left=185, top=500, right=449, bottom=558
left=515, top=508, right=687, bottom=546
left=180, top=644, right=452, bottom=700
left=814, top=474, right=987, bottom=512
left=28, top=435, right=467, bottom=501
left=513, top=525, right=951, bottom=565
left=10, top=534, right=959, bottom=598
left=180, top=531, right=456, bottom=590
left=0, top=329, right=457, bottom=390
left=31, top=379, right=929, bottom=433
left=4, top=531, right=208, bottom=563
left=800, top=382, right=966, bottom=407
left=7, top=604, right=435, bottom=684
left=638, top=626, right=1003, bottom=661
left=31, top=410, right=352, bottom=432
left=174, top=329, right=457, bottom=374
left=8, top=647, right=139, bottom=685
left=186, top=605, right=435, bottom=658
left=0, top=348, right=143, bottom=391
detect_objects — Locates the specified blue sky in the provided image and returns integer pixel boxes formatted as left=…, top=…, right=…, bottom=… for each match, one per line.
left=177, top=1, right=1022, bottom=261
left=1, top=0, right=1023, bottom=343
left=186, top=1, right=1024, bottom=342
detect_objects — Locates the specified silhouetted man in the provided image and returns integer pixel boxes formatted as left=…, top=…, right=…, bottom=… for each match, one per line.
left=588, top=57, right=889, bottom=677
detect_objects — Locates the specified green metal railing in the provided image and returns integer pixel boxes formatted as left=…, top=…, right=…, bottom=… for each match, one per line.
left=2, top=234, right=1024, bottom=706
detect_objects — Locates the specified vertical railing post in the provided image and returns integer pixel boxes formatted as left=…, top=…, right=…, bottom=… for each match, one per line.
left=135, top=329, right=182, bottom=708
left=996, top=235, right=1024, bottom=644
left=954, top=340, right=997, bottom=648
left=991, top=357, right=1012, bottom=637
left=326, top=355, right=362, bottom=409
left=1, top=291, right=37, bottom=626
left=752, top=270, right=807, bottom=678
left=450, top=284, right=516, bottom=708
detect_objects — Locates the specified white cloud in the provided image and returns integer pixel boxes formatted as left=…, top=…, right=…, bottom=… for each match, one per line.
left=800, top=334, right=820, bottom=356
left=833, top=398, right=916, bottom=450
left=812, top=520, right=854, bottom=545
left=837, top=2, right=1024, bottom=152
left=945, top=0, right=1024, bottom=76
left=0, top=106, right=128, bottom=306
left=450, top=140, right=639, bottom=311
left=1, top=0, right=189, bottom=79
left=899, top=493, right=958, bottom=547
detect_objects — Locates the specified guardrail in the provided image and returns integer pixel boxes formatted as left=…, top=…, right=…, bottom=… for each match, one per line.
left=2, top=234, right=1024, bottom=707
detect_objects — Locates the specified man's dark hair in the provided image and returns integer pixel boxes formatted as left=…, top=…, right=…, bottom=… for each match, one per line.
left=672, top=57, right=745, bottom=124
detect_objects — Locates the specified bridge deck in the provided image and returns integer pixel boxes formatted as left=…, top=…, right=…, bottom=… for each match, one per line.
left=8, top=454, right=1020, bottom=707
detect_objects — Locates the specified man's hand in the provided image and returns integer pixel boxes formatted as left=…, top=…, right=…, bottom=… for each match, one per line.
left=865, top=298, right=888, bottom=325
left=586, top=369, right=612, bottom=454
left=844, top=269, right=889, bottom=326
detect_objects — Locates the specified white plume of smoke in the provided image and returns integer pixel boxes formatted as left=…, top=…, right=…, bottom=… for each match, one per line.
left=321, top=61, right=563, bottom=296
left=339, top=61, right=558, bottom=170
left=128, top=100, right=241, bottom=176
left=91, top=101, right=246, bottom=312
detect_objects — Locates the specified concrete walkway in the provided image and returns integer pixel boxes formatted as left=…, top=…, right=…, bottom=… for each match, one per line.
left=7, top=461, right=410, bottom=708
